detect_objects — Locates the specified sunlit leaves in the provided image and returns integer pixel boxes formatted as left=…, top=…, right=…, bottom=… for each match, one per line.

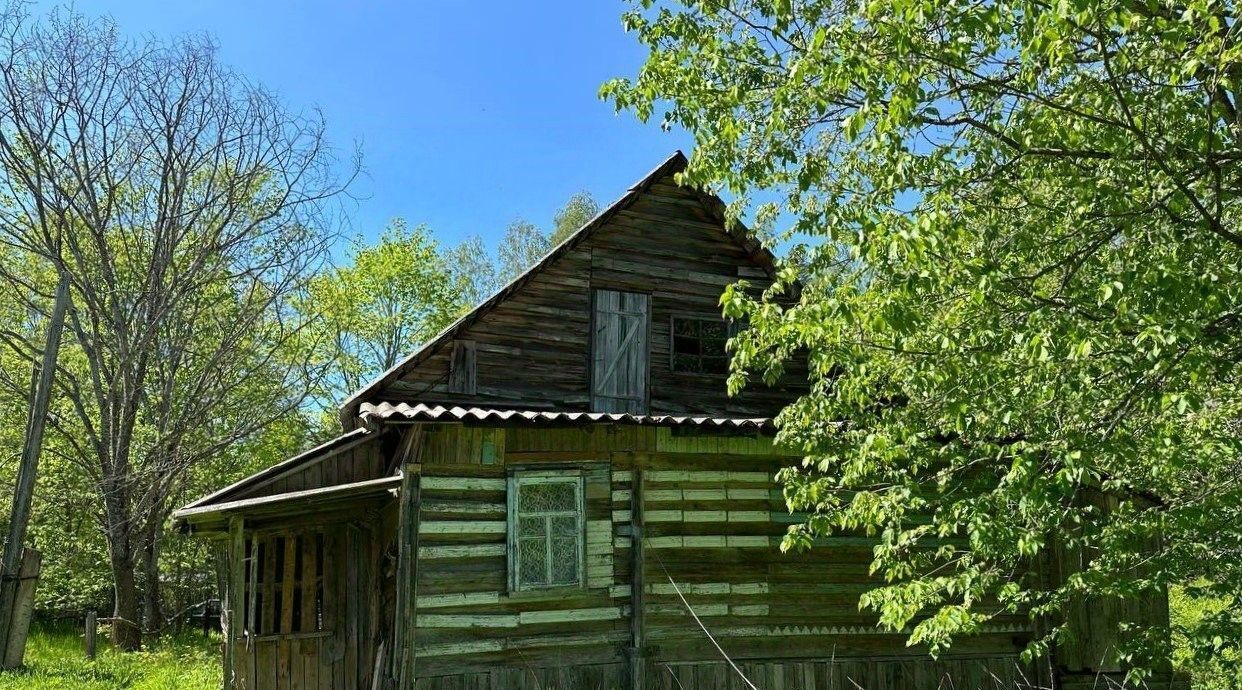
left=611, top=0, right=1242, bottom=680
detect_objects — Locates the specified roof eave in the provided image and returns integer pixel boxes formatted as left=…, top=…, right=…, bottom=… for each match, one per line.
left=175, top=427, right=376, bottom=515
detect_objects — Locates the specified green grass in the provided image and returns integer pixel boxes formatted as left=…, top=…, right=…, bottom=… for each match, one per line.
left=0, top=620, right=221, bottom=690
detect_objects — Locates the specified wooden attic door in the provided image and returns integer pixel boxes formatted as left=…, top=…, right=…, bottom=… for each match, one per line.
left=591, top=289, right=650, bottom=413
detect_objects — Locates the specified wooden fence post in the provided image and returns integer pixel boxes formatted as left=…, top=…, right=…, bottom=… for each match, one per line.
left=0, top=548, right=41, bottom=668
left=85, top=610, right=97, bottom=660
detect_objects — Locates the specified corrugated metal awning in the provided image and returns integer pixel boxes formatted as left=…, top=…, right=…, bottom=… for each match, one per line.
left=359, top=402, right=775, bottom=432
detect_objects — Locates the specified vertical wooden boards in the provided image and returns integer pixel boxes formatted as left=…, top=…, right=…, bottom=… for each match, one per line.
left=394, top=427, right=426, bottom=690
left=345, top=527, right=360, bottom=690
left=423, top=426, right=505, bottom=467
left=228, top=517, right=246, bottom=690
left=263, top=536, right=278, bottom=636
left=591, top=289, right=650, bottom=413
left=281, top=536, right=297, bottom=635
left=448, top=340, right=477, bottom=395
left=301, top=533, right=317, bottom=632
left=629, top=468, right=646, bottom=690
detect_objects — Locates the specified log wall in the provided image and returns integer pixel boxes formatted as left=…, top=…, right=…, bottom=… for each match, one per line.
left=404, top=425, right=1034, bottom=689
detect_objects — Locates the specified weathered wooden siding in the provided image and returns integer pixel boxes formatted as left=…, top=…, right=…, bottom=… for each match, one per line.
left=410, top=428, right=632, bottom=679
left=626, top=454, right=1032, bottom=667
left=405, top=425, right=1035, bottom=689
left=376, top=173, right=806, bottom=417
left=639, top=655, right=1029, bottom=690
left=231, top=437, right=390, bottom=503
left=228, top=520, right=384, bottom=690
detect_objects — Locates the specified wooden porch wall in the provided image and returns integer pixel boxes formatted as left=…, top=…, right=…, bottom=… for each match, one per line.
left=641, top=655, right=1029, bottom=690
left=409, top=425, right=1035, bottom=689
left=379, top=175, right=807, bottom=417
left=226, top=514, right=392, bottom=690
left=232, top=438, right=389, bottom=504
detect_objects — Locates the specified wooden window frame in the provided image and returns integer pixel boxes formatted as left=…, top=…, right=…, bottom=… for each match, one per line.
left=506, top=468, right=586, bottom=593
left=241, top=529, right=330, bottom=640
left=668, top=314, right=733, bottom=376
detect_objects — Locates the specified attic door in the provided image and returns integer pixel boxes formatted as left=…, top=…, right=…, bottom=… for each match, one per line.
left=591, top=289, right=649, bottom=413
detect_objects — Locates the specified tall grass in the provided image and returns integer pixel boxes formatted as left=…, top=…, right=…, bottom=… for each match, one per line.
left=0, top=620, right=221, bottom=690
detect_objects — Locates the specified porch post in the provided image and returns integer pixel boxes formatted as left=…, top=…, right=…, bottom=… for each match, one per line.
left=226, top=516, right=245, bottom=690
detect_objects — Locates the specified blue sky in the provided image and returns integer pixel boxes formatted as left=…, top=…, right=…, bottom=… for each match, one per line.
left=35, top=1, right=691, bottom=252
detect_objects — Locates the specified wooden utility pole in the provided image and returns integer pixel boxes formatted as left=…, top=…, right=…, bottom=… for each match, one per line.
left=0, top=271, right=70, bottom=667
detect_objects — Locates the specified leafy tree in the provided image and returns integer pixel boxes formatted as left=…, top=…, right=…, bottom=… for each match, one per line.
left=305, top=220, right=469, bottom=406
left=550, top=191, right=599, bottom=245
left=606, top=0, right=1242, bottom=678
left=0, top=7, right=350, bottom=649
left=445, top=235, right=499, bottom=308
left=497, top=220, right=551, bottom=285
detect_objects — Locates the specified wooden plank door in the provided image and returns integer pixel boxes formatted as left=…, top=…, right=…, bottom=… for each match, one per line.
left=591, top=289, right=650, bottom=413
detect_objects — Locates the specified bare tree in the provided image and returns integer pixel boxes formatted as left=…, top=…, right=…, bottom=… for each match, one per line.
left=0, top=6, right=352, bottom=649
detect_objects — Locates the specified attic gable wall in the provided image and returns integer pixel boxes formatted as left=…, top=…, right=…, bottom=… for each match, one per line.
left=368, top=172, right=806, bottom=417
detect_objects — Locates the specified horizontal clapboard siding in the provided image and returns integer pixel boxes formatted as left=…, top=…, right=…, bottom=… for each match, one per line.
left=413, top=456, right=626, bottom=678
left=632, top=457, right=1033, bottom=662
left=408, top=426, right=1039, bottom=689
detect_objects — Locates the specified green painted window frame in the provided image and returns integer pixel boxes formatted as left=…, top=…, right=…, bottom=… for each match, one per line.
left=506, top=469, right=586, bottom=593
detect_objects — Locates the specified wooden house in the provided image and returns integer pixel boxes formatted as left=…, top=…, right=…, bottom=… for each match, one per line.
left=174, top=152, right=1174, bottom=690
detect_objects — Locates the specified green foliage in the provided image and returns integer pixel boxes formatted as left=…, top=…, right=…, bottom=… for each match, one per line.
left=498, top=220, right=551, bottom=285
left=444, top=235, right=500, bottom=307
left=497, top=191, right=601, bottom=285
left=607, top=0, right=1242, bottom=679
left=0, top=620, right=219, bottom=690
left=550, top=190, right=600, bottom=245
left=1171, top=585, right=1242, bottom=690
left=303, top=219, right=471, bottom=403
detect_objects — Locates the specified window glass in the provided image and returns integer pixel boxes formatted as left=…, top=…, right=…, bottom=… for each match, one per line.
left=511, top=475, right=583, bottom=590
left=671, top=316, right=730, bottom=374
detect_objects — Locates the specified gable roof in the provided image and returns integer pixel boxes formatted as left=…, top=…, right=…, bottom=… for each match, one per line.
left=337, top=150, right=778, bottom=429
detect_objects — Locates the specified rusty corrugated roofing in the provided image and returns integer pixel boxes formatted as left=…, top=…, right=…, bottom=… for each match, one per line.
left=359, top=402, right=775, bottom=431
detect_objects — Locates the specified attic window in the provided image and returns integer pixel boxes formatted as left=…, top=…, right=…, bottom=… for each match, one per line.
left=670, top=316, right=730, bottom=375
